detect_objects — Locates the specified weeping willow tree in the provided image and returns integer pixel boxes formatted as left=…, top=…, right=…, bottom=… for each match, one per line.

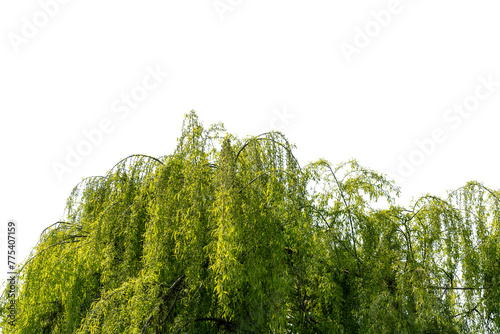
left=1, top=111, right=500, bottom=333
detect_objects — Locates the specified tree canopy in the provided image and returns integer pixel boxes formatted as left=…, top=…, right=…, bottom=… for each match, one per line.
left=2, top=111, right=500, bottom=333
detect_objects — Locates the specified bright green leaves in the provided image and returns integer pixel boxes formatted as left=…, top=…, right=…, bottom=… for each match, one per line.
left=2, top=112, right=500, bottom=333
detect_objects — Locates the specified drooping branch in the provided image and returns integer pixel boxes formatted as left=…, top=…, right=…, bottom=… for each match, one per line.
left=39, top=221, right=72, bottom=238
left=79, top=284, right=128, bottom=333
left=236, top=168, right=299, bottom=194
left=141, top=274, right=186, bottom=334
left=306, top=203, right=366, bottom=270
left=17, top=236, right=88, bottom=274
left=106, top=154, right=164, bottom=176
left=323, top=163, right=358, bottom=258
left=234, top=133, right=301, bottom=169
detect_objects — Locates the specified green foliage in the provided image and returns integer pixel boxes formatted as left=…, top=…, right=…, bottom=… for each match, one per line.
left=2, top=111, right=500, bottom=333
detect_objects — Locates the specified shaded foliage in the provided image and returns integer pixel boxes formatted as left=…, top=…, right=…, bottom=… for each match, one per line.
left=2, top=111, right=500, bottom=333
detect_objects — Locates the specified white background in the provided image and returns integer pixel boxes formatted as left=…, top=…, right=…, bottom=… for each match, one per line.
left=1, top=0, right=499, bottom=284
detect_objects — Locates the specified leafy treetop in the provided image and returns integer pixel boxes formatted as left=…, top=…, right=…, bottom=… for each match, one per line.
left=1, top=111, right=500, bottom=333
